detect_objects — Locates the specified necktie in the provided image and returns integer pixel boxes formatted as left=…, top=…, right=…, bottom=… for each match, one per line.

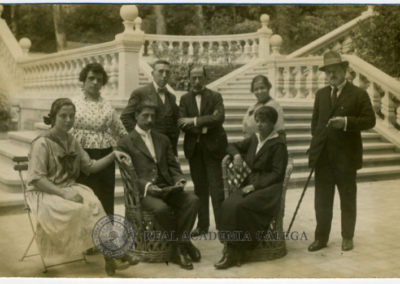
left=331, top=86, right=338, bottom=107
left=158, top=87, right=167, bottom=94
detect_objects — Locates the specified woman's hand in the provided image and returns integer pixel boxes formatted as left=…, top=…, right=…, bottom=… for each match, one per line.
left=63, top=190, right=84, bottom=203
left=114, top=150, right=130, bottom=163
left=233, top=154, right=244, bottom=169
left=241, top=185, right=255, bottom=196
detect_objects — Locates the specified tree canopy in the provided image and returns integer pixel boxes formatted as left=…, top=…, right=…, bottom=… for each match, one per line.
left=1, top=4, right=399, bottom=78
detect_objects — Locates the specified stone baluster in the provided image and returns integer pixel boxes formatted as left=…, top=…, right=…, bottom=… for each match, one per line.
left=217, top=41, right=225, bottom=64
left=303, top=65, right=313, bottom=99
left=188, top=41, right=194, bottom=63
left=370, top=81, right=382, bottom=117
left=381, top=88, right=396, bottom=128
left=317, top=69, right=326, bottom=90
left=282, top=66, right=290, bottom=98
left=257, top=14, right=273, bottom=59
left=244, top=40, right=252, bottom=59
left=275, top=67, right=284, bottom=98
left=252, top=40, right=259, bottom=58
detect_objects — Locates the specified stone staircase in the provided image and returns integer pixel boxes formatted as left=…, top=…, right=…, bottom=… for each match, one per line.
left=1, top=61, right=400, bottom=210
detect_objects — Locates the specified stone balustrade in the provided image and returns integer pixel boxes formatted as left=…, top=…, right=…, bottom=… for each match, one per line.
left=262, top=57, right=325, bottom=101
left=344, top=55, right=400, bottom=132
left=19, top=43, right=121, bottom=98
left=142, top=32, right=260, bottom=65
left=140, top=14, right=276, bottom=65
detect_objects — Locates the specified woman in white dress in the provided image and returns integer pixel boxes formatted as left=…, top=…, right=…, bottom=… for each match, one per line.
left=26, top=98, right=137, bottom=275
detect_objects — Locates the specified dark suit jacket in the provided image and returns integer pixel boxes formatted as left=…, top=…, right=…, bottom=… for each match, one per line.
left=308, top=82, right=376, bottom=170
left=117, top=129, right=184, bottom=198
left=227, top=134, right=288, bottom=190
left=179, top=88, right=228, bottom=160
left=120, top=83, right=180, bottom=135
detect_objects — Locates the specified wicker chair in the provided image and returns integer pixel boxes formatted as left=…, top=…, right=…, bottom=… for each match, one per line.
left=221, top=154, right=294, bottom=262
left=116, top=155, right=173, bottom=262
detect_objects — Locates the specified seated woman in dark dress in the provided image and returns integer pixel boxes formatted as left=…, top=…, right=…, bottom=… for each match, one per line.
left=215, top=106, right=288, bottom=269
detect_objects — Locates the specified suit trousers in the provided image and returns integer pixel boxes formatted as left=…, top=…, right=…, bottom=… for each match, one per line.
left=188, top=142, right=225, bottom=230
left=314, top=157, right=357, bottom=243
left=77, top=147, right=115, bottom=215
left=140, top=191, right=199, bottom=241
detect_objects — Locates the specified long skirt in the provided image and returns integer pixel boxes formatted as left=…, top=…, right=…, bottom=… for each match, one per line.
left=219, top=183, right=282, bottom=248
left=27, top=184, right=106, bottom=257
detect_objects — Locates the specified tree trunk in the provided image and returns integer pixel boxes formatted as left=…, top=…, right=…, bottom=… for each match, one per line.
left=195, top=5, right=204, bottom=35
left=52, top=5, right=67, bottom=51
left=154, top=5, right=166, bottom=34
left=10, top=5, right=19, bottom=36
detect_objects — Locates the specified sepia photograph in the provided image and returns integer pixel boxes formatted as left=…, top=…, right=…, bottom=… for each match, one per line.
left=0, top=1, right=399, bottom=281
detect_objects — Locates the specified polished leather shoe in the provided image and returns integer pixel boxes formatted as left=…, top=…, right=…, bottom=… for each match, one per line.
left=191, top=227, right=208, bottom=237
left=185, top=242, right=201, bottom=262
left=214, top=247, right=240, bottom=270
left=308, top=240, right=327, bottom=252
left=121, top=252, right=140, bottom=265
left=175, top=245, right=193, bottom=270
left=105, top=258, right=130, bottom=276
left=342, top=238, right=353, bottom=251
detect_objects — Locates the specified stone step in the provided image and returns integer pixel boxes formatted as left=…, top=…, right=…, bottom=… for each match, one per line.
left=288, top=165, right=400, bottom=189
left=292, top=152, right=400, bottom=169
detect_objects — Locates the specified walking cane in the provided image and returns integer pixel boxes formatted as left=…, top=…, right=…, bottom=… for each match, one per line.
left=287, top=168, right=314, bottom=234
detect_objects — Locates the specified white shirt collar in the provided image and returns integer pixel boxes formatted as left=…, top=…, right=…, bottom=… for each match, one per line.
left=135, top=124, right=151, bottom=137
left=256, top=131, right=278, bottom=144
left=331, top=79, right=347, bottom=95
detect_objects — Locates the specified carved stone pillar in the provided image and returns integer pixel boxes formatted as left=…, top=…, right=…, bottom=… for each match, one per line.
left=115, top=5, right=144, bottom=97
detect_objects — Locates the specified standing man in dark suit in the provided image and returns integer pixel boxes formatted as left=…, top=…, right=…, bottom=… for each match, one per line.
left=178, top=66, right=227, bottom=236
left=118, top=100, right=201, bottom=270
left=308, top=51, right=376, bottom=252
left=120, top=60, right=180, bottom=155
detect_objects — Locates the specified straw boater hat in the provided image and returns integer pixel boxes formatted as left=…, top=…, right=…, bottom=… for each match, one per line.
left=319, top=51, right=349, bottom=71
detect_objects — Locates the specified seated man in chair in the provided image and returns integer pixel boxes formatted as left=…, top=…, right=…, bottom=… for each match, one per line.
left=117, top=100, right=200, bottom=270
left=215, top=106, right=288, bottom=269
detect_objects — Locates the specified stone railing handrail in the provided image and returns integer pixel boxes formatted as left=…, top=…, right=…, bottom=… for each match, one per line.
left=18, top=41, right=118, bottom=65
left=0, top=18, right=23, bottom=59
left=144, top=32, right=259, bottom=43
left=287, top=6, right=375, bottom=58
left=344, top=54, right=400, bottom=98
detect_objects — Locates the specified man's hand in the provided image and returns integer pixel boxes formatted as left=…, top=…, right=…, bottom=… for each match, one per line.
left=241, top=185, right=255, bottom=196
left=147, top=184, right=163, bottom=198
left=327, top=116, right=345, bottom=130
left=233, top=154, right=244, bottom=170
left=178, top=117, right=195, bottom=128
left=63, top=190, right=84, bottom=203
left=175, top=179, right=186, bottom=189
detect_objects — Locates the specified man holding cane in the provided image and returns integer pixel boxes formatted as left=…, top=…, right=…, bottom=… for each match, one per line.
left=307, top=51, right=376, bottom=252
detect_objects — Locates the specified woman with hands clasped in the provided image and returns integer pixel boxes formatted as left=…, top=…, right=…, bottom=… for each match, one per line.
left=26, top=98, right=137, bottom=276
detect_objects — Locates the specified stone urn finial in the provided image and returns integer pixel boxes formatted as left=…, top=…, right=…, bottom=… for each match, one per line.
left=258, top=13, right=272, bottom=36
left=134, top=17, right=144, bottom=34
left=19, top=37, right=32, bottom=54
left=270, top=34, right=283, bottom=56
left=120, top=5, right=138, bottom=34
